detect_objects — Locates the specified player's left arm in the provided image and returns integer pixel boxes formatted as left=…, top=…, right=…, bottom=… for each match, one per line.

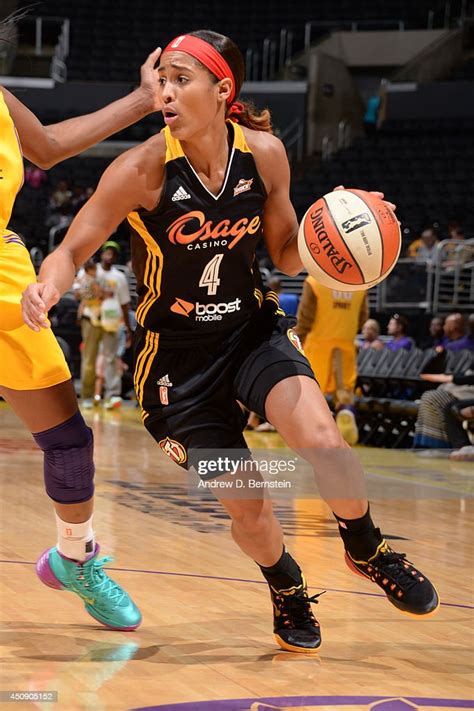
left=252, top=133, right=303, bottom=276
left=1, top=48, right=162, bottom=169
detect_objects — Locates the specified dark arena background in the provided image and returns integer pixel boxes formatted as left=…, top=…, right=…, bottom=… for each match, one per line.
left=0, top=1, right=473, bottom=710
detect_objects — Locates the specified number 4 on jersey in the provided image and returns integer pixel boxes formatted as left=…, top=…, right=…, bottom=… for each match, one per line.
left=199, top=254, right=224, bottom=296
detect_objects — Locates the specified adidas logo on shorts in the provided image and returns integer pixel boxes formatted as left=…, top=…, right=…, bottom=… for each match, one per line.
left=157, top=374, right=173, bottom=387
left=171, top=186, right=191, bottom=202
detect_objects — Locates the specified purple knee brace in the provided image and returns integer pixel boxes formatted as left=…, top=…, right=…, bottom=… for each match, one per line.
left=33, top=410, right=95, bottom=503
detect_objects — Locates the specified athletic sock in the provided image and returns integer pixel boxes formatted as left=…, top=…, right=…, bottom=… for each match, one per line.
left=55, top=512, right=95, bottom=562
left=258, top=546, right=303, bottom=590
left=334, top=505, right=383, bottom=561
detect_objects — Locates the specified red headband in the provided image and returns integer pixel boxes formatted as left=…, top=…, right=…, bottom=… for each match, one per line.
left=163, top=34, right=236, bottom=105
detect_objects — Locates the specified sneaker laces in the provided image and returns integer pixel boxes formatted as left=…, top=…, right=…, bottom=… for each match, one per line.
left=373, top=550, right=422, bottom=591
left=275, top=588, right=325, bottom=628
left=75, top=556, right=126, bottom=609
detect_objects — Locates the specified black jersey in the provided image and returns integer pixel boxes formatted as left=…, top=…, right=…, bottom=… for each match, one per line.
left=128, top=121, right=269, bottom=345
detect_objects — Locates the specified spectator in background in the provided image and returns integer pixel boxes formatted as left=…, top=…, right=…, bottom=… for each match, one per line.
left=295, top=279, right=368, bottom=445
left=24, top=162, right=47, bottom=190
left=46, top=179, right=73, bottom=229
left=74, top=260, right=104, bottom=408
left=414, top=363, right=474, bottom=449
left=442, top=224, right=470, bottom=270
left=96, top=241, right=132, bottom=409
left=406, top=226, right=439, bottom=262
left=70, top=185, right=87, bottom=214
left=420, top=315, right=448, bottom=350
left=428, top=315, right=448, bottom=348
left=50, top=179, right=72, bottom=209
left=359, top=318, right=384, bottom=351
left=363, top=95, right=380, bottom=136
left=75, top=241, right=132, bottom=409
left=76, top=259, right=102, bottom=323
left=447, top=221, right=465, bottom=241
left=267, top=275, right=299, bottom=317
left=444, top=312, right=474, bottom=352
left=386, top=314, right=414, bottom=351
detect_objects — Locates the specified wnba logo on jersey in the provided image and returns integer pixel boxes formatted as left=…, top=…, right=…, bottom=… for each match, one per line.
left=287, top=328, right=305, bottom=355
left=167, top=210, right=261, bottom=251
left=159, top=437, right=187, bottom=465
left=233, top=178, right=253, bottom=196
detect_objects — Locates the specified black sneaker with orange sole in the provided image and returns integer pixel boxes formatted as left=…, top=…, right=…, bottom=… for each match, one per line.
left=345, top=533, right=440, bottom=617
left=268, top=576, right=324, bottom=654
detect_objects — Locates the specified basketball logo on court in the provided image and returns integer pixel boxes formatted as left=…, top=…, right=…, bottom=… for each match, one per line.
left=159, top=437, right=187, bottom=465
left=144, top=695, right=474, bottom=710
left=287, top=328, right=305, bottom=355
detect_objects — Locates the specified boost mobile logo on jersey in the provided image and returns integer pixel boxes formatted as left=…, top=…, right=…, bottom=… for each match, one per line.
left=341, top=212, right=372, bottom=234
left=159, top=437, right=187, bottom=465
left=171, top=297, right=241, bottom=322
left=170, top=298, right=195, bottom=317
left=167, top=210, right=261, bottom=251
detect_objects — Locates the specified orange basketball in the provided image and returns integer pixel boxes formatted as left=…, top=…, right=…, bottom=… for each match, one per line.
left=297, top=189, right=401, bottom=291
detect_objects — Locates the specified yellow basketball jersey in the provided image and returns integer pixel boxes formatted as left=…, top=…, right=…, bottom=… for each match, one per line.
left=306, top=277, right=366, bottom=341
left=0, top=90, right=23, bottom=248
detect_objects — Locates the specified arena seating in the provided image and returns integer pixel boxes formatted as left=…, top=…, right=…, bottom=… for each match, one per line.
left=451, top=56, right=474, bottom=80
left=291, top=129, right=474, bottom=242
left=10, top=157, right=112, bottom=253
left=17, top=0, right=457, bottom=81
left=354, top=347, right=473, bottom=447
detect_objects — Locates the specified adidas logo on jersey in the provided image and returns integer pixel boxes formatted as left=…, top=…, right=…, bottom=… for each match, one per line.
left=157, top=374, right=173, bottom=387
left=171, top=186, right=191, bottom=202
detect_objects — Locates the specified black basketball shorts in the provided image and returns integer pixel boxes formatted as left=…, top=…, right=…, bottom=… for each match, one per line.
left=133, top=307, right=316, bottom=471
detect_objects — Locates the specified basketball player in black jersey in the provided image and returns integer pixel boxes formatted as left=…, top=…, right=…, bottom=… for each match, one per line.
left=23, top=30, right=439, bottom=653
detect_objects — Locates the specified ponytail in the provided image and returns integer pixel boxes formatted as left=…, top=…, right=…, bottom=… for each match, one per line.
left=227, top=100, right=273, bottom=134
left=188, top=30, right=273, bottom=134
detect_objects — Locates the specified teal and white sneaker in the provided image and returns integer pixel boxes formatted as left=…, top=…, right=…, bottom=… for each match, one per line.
left=36, top=545, right=141, bottom=630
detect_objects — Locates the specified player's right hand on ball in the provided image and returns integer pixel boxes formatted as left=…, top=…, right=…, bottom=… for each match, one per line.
left=21, top=282, right=60, bottom=331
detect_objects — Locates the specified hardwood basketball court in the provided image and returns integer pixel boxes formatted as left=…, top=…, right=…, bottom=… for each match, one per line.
left=1, top=402, right=472, bottom=711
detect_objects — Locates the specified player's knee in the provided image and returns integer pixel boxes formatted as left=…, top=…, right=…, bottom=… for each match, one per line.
left=295, top=423, right=345, bottom=450
left=317, top=425, right=346, bottom=450
left=230, top=498, right=274, bottom=533
left=33, top=410, right=95, bottom=504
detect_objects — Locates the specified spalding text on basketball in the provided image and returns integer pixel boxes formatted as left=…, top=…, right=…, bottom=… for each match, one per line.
left=309, top=207, right=353, bottom=274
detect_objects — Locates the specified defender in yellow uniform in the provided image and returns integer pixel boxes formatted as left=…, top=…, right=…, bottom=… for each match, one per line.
left=0, top=44, right=161, bottom=630
left=296, top=276, right=368, bottom=396
left=0, top=92, right=70, bottom=387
